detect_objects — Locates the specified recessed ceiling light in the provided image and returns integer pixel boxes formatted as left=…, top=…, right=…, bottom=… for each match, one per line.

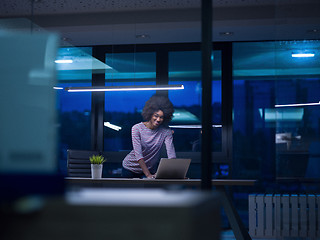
left=136, top=34, right=150, bottom=39
left=62, top=37, right=68, bottom=41
left=219, top=32, right=234, bottom=36
left=307, top=29, right=319, bottom=34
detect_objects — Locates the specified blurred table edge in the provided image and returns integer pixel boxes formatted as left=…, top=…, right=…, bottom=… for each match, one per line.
left=65, top=177, right=256, bottom=186
left=65, top=177, right=256, bottom=240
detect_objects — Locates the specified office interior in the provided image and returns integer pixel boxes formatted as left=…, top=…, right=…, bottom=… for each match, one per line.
left=1, top=0, right=320, bottom=239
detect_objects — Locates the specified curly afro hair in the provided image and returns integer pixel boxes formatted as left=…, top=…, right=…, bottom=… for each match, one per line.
left=142, top=94, right=174, bottom=125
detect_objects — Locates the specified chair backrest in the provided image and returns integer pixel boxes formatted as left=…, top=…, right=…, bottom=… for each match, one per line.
left=67, top=149, right=99, bottom=177
left=67, top=149, right=131, bottom=178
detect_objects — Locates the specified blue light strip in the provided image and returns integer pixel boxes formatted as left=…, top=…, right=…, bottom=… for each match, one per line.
left=291, top=53, right=315, bottom=58
left=275, top=101, right=320, bottom=107
left=65, top=84, right=184, bottom=92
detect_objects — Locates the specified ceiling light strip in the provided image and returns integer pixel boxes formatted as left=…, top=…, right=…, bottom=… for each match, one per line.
left=65, top=84, right=184, bottom=92
left=169, top=125, right=222, bottom=129
left=291, top=53, right=315, bottom=58
left=275, top=101, right=320, bottom=107
left=55, top=59, right=73, bottom=63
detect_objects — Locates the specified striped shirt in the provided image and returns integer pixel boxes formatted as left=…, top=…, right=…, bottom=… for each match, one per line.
left=122, top=122, right=176, bottom=174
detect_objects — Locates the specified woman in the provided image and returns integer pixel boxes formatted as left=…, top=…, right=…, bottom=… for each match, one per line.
left=122, top=94, right=176, bottom=178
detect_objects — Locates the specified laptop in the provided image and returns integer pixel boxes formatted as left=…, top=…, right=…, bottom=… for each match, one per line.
left=155, top=158, right=191, bottom=179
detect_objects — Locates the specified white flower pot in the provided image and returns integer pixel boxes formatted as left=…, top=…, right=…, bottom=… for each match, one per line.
left=91, top=164, right=103, bottom=179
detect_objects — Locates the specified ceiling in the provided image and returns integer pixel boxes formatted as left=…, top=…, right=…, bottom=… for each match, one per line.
left=0, top=0, right=319, bottom=46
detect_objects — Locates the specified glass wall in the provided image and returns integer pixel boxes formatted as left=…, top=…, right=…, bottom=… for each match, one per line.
left=54, top=40, right=320, bottom=183
left=169, top=50, right=222, bottom=152
left=56, top=47, right=93, bottom=174
left=168, top=49, right=227, bottom=178
left=104, top=52, right=157, bottom=151
left=169, top=51, right=202, bottom=152
left=274, top=40, right=320, bottom=180
left=233, top=40, right=320, bottom=183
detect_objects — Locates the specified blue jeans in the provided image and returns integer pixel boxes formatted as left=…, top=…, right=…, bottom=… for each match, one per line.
left=121, top=167, right=144, bottom=178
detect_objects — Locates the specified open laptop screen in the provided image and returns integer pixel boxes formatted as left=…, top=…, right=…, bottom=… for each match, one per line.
left=155, top=158, right=191, bottom=179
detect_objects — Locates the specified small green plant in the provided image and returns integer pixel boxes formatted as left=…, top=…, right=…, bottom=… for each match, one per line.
left=89, top=155, right=106, bottom=164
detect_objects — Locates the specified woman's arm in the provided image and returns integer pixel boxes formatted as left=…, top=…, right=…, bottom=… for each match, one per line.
left=165, top=129, right=177, bottom=158
left=138, top=158, right=154, bottom=178
left=132, top=125, right=144, bottom=160
left=132, top=124, right=154, bottom=178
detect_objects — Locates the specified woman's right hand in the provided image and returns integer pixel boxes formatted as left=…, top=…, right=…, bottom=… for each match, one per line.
left=146, top=173, right=156, bottom=179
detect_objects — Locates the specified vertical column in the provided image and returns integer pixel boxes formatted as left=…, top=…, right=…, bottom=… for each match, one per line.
left=201, top=0, right=212, bottom=190
left=91, top=46, right=105, bottom=152
left=156, top=47, right=169, bottom=97
left=221, top=43, right=233, bottom=176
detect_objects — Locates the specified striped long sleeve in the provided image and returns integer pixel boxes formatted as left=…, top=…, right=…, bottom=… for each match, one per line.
left=122, top=122, right=176, bottom=174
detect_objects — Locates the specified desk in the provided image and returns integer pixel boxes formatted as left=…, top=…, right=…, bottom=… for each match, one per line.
left=65, top=177, right=256, bottom=240
left=2, top=189, right=220, bottom=240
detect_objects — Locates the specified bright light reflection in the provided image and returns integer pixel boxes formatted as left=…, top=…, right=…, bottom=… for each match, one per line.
left=66, top=85, right=184, bottom=92
left=55, top=59, right=73, bottom=63
left=291, top=53, right=315, bottom=58
left=169, top=125, right=222, bottom=129
left=53, top=86, right=63, bottom=90
left=275, top=101, right=320, bottom=107
left=104, top=122, right=122, bottom=131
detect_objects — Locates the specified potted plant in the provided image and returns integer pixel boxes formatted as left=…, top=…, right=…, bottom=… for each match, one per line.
left=89, top=154, right=106, bottom=179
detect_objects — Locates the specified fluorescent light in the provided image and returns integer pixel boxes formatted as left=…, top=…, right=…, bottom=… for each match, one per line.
left=53, top=86, right=63, bottom=90
left=104, top=122, right=122, bottom=131
left=260, top=108, right=304, bottom=121
left=65, top=84, right=184, bottom=92
left=169, top=125, right=222, bottom=129
left=55, top=59, right=73, bottom=63
left=275, top=101, right=320, bottom=107
left=291, top=53, right=315, bottom=58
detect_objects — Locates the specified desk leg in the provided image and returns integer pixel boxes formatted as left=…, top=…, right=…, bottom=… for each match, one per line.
left=216, top=186, right=252, bottom=240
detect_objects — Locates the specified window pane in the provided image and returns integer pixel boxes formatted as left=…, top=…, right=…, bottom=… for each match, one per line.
left=233, top=40, right=320, bottom=180
left=56, top=47, right=93, bottom=174
left=168, top=50, right=222, bottom=152
left=56, top=47, right=93, bottom=81
left=274, top=40, right=320, bottom=179
left=104, top=52, right=156, bottom=152
left=105, top=52, right=156, bottom=82
left=233, top=42, right=278, bottom=179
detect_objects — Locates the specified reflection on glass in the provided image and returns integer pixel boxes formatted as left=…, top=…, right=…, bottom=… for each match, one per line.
left=0, top=32, right=58, bottom=173
left=56, top=82, right=92, bottom=154
left=55, top=47, right=93, bottom=173
left=105, top=52, right=156, bottom=82
left=104, top=52, right=156, bottom=151
left=56, top=47, right=97, bottom=80
left=169, top=50, right=222, bottom=152
left=233, top=40, right=320, bottom=180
